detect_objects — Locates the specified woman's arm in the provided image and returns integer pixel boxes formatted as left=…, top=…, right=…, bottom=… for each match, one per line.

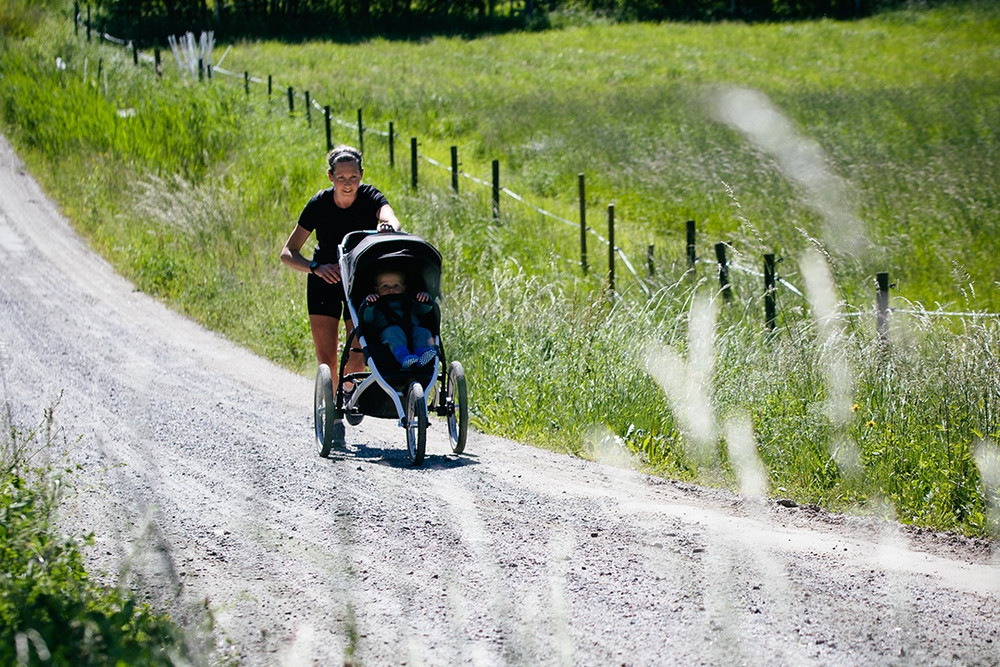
left=376, top=204, right=401, bottom=232
left=281, top=224, right=339, bottom=283
left=279, top=225, right=313, bottom=272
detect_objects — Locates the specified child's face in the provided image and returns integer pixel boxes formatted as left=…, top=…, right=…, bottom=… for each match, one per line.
left=376, top=272, right=406, bottom=296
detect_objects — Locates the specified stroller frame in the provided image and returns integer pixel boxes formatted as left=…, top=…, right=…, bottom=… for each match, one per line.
left=313, top=230, right=468, bottom=465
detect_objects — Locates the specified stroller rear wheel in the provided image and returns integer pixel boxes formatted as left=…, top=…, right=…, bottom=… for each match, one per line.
left=314, top=364, right=341, bottom=458
left=446, top=361, right=468, bottom=454
left=405, top=381, right=428, bottom=466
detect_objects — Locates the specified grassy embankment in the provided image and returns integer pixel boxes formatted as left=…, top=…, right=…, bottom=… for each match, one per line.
left=1, top=2, right=998, bottom=537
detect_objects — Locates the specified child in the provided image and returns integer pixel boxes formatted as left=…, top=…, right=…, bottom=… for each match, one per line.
left=360, top=269, right=437, bottom=369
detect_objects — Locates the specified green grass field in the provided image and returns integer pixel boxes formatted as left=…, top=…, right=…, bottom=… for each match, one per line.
left=1, top=1, right=998, bottom=537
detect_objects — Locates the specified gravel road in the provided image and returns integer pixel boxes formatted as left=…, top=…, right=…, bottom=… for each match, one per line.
left=1, top=134, right=998, bottom=666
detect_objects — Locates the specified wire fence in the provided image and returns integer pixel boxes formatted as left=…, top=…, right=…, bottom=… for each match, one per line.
left=72, top=15, right=1000, bottom=337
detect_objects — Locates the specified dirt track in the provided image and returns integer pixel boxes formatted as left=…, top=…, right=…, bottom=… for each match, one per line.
left=1, top=134, right=998, bottom=666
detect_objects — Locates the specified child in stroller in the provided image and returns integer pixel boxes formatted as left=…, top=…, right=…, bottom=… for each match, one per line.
left=361, top=269, right=438, bottom=370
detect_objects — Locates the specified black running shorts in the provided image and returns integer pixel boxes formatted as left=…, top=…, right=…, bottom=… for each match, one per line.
left=307, top=272, right=349, bottom=320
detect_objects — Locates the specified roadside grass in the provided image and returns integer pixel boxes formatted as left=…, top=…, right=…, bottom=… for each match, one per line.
left=1, top=2, right=997, bottom=538
left=0, top=401, right=192, bottom=664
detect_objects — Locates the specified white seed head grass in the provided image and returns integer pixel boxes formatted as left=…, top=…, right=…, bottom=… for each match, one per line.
left=710, top=85, right=869, bottom=257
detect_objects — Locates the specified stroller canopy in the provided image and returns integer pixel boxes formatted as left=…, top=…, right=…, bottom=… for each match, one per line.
left=339, top=231, right=443, bottom=307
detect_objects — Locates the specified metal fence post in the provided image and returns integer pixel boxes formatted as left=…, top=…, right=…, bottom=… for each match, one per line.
left=324, top=106, right=332, bottom=151
left=715, top=242, right=732, bottom=301
left=579, top=173, right=588, bottom=274
left=411, top=138, right=418, bottom=189
left=877, top=271, right=890, bottom=341
left=764, top=253, right=776, bottom=331
left=492, top=160, right=500, bottom=220
left=686, top=220, right=697, bottom=269
left=451, top=146, right=459, bottom=193
left=357, top=108, right=364, bottom=155
left=608, top=204, right=616, bottom=294
left=389, top=122, right=395, bottom=167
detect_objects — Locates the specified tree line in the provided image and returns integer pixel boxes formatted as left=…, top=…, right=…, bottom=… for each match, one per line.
left=91, top=0, right=915, bottom=44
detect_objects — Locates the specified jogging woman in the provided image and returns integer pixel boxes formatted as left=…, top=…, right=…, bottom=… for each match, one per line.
left=280, top=145, right=401, bottom=380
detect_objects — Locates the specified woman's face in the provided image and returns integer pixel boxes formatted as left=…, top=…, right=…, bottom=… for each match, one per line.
left=329, top=161, right=362, bottom=200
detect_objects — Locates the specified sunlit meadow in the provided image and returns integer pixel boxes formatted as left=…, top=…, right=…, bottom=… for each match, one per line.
left=1, top=1, right=997, bottom=535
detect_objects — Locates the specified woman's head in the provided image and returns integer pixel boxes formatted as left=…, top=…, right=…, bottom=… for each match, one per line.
left=327, top=145, right=362, bottom=173
left=327, top=145, right=363, bottom=199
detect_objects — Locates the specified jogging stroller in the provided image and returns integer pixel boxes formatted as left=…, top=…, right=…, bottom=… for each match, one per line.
left=313, top=230, right=469, bottom=465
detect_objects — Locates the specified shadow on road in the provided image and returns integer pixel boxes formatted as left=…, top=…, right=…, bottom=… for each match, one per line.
left=324, top=442, right=480, bottom=470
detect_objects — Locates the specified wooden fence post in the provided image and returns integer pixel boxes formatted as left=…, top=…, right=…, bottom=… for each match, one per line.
left=579, top=173, right=588, bottom=274
left=389, top=122, right=395, bottom=167
left=74, top=1, right=78, bottom=35
left=715, top=242, right=732, bottom=301
left=686, top=220, right=697, bottom=269
left=132, top=42, right=138, bottom=66
left=305, top=91, right=311, bottom=126
left=267, top=74, right=272, bottom=97
left=451, top=146, right=459, bottom=193
left=410, top=137, right=418, bottom=189
left=244, top=71, right=249, bottom=95
left=764, top=253, right=776, bottom=331
left=608, top=204, right=616, bottom=294
left=492, top=160, right=500, bottom=220
left=287, top=87, right=294, bottom=113
left=877, top=271, right=890, bottom=341
left=324, top=106, right=332, bottom=151
left=648, top=245, right=655, bottom=277
left=154, top=49, right=161, bottom=78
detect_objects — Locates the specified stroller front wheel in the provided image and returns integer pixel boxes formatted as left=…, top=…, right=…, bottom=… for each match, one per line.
left=405, top=381, right=428, bottom=466
left=446, top=361, right=468, bottom=454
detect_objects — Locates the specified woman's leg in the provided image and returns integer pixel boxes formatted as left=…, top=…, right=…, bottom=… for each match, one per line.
left=309, top=314, right=340, bottom=369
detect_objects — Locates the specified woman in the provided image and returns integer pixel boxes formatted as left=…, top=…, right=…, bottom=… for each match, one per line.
left=280, top=145, right=401, bottom=382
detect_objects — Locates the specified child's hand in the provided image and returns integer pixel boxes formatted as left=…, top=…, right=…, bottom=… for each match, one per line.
left=415, top=291, right=431, bottom=303
left=365, top=293, right=380, bottom=303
